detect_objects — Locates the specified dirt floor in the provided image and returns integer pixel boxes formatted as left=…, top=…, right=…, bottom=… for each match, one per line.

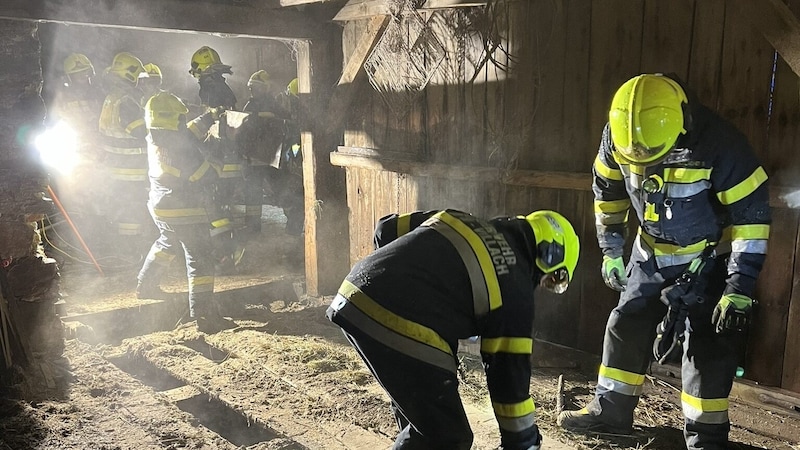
left=2, top=209, right=800, bottom=450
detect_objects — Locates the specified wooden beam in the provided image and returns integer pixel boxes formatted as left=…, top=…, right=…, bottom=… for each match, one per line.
left=0, top=0, right=325, bottom=40
left=332, top=146, right=798, bottom=208
left=730, top=0, right=800, bottom=76
left=331, top=147, right=594, bottom=191
left=421, top=0, right=488, bottom=8
left=324, top=15, right=390, bottom=135
left=334, top=0, right=390, bottom=21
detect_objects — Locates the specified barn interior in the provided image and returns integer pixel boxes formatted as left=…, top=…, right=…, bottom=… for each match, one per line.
left=1, top=0, right=800, bottom=449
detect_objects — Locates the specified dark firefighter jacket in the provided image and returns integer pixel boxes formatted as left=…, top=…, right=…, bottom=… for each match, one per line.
left=330, top=209, right=543, bottom=445
left=147, top=127, right=216, bottom=225
left=592, top=102, right=771, bottom=298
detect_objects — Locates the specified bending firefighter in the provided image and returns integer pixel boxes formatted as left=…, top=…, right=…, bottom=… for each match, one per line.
left=136, top=92, right=235, bottom=334
left=557, top=74, right=771, bottom=450
left=327, top=209, right=580, bottom=450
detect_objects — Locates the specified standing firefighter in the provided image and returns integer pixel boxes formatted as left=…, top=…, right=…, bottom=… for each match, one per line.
left=557, top=74, right=771, bottom=450
left=98, top=52, right=151, bottom=253
left=327, top=209, right=580, bottom=450
left=136, top=91, right=235, bottom=334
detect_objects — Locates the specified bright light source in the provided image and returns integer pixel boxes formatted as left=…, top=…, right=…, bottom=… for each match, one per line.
left=34, top=121, right=80, bottom=175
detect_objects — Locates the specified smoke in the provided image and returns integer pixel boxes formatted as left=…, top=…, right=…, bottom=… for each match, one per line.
left=781, top=189, right=800, bottom=209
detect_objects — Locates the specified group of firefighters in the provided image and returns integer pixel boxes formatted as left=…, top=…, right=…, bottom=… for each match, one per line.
left=51, top=45, right=771, bottom=450
left=326, top=73, right=771, bottom=450
left=49, top=47, right=303, bottom=333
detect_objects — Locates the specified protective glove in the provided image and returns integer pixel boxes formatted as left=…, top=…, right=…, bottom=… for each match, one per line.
left=601, top=255, right=627, bottom=292
left=711, top=293, right=754, bottom=333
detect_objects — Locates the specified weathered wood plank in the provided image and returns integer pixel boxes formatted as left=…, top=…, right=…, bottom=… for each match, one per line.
left=640, top=0, right=694, bottom=77
left=719, top=0, right=774, bottom=158
left=686, top=0, right=726, bottom=107
left=325, top=15, right=390, bottom=136
left=0, top=0, right=325, bottom=40
left=747, top=208, right=797, bottom=385
left=587, top=0, right=643, bottom=144
left=562, top=0, right=593, bottom=171
left=332, top=149, right=593, bottom=190
left=781, top=210, right=800, bottom=391
left=729, top=0, right=800, bottom=77
left=333, top=0, right=390, bottom=22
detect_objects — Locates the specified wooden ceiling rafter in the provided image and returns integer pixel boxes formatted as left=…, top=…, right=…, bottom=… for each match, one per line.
left=731, top=0, right=800, bottom=77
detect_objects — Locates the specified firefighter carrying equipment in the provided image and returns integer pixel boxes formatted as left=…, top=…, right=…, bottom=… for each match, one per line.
left=653, top=244, right=715, bottom=364
left=146, top=91, right=189, bottom=131
left=105, top=52, right=145, bottom=85
left=609, top=74, right=688, bottom=167
left=189, top=46, right=232, bottom=78
left=712, top=293, right=755, bottom=334
left=64, top=53, right=94, bottom=76
left=524, top=210, right=580, bottom=294
left=601, top=255, right=627, bottom=292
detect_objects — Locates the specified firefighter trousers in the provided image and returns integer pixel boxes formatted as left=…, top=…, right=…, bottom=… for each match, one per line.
left=589, top=252, right=740, bottom=450
left=137, top=217, right=215, bottom=319
left=329, top=303, right=473, bottom=450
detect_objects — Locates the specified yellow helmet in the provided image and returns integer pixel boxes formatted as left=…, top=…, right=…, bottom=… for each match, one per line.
left=247, top=70, right=271, bottom=87
left=608, top=74, right=688, bottom=166
left=287, top=78, right=299, bottom=97
left=524, top=210, right=580, bottom=294
left=145, top=92, right=189, bottom=131
left=106, top=52, right=145, bottom=85
left=189, top=46, right=222, bottom=78
left=64, top=53, right=94, bottom=76
left=139, top=63, right=162, bottom=81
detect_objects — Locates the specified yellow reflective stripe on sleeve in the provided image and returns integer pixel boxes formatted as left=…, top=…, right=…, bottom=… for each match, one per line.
left=594, top=199, right=631, bottom=214
left=480, top=337, right=533, bottom=354
left=257, top=112, right=276, bottom=118
left=339, top=280, right=452, bottom=356
left=159, top=163, right=181, bottom=178
left=190, top=275, right=214, bottom=293
left=187, top=122, right=206, bottom=141
left=730, top=224, right=770, bottom=240
left=397, top=213, right=412, bottom=237
left=493, top=398, right=535, bottom=418
left=188, top=161, right=211, bottom=182
left=594, top=155, right=623, bottom=181
left=717, top=166, right=768, bottom=205
left=125, top=118, right=146, bottom=135
left=663, top=167, right=711, bottom=183
left=434, top=212, right=502, bottom=311
left=599, top=365, right=645, bottom=386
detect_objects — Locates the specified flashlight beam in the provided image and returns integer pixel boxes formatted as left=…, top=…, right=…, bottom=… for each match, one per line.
left=46, top=185, right=104, bottom=277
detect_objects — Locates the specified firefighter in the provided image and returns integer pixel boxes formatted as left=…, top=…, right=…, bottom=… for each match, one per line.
left=138, top=62, right=163, bottom=106
left=189, top=46, right=237, bottom=111
left=327, top=209, right=581, bottom=450
left=136, top=91, right=235, bottom=334
left=187, top=46, right=243, bottom=273
left=98, top=52, right=153, bottom=255
left=240, top=70, right=299, bottom=237
left=557, top=74, right=771, bottom=450
left=47, top=53, right=105, bottom=215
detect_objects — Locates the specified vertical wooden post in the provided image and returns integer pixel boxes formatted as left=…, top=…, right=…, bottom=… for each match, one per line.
left=296, top=35, right=351, bottom=297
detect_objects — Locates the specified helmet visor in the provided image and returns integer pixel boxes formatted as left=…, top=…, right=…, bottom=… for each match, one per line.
left=615, top=141, right=671, bottom=166
left=540, top=267, right=569, bottom=294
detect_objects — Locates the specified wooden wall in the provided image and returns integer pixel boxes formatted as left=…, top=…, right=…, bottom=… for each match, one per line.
left=331, top=0, right=800, bottom=393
